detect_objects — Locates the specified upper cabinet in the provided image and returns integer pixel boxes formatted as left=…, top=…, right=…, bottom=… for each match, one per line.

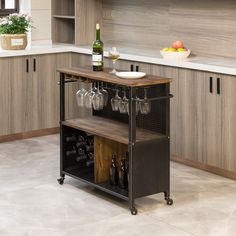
left=52, top=0, right=102, bottom=46
left=52, top=0, right=76, bottom=44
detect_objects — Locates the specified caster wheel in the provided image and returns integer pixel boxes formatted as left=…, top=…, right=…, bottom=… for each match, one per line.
left=130, top=208, right=138, bottom=215
left=166, top=198, right=173, bottom=206
left=57, top=177, right=65, bottom=185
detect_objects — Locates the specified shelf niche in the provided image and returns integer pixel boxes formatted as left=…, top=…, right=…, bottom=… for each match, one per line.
left=52, top=0, right=75, bottom=17
left=52, top=18, right=75, bottom=44
left=52, top=0, right=102, bottom=46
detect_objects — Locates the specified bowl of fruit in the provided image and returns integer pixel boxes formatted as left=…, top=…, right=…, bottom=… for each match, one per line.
left=160, top=41, right=191, bottom=60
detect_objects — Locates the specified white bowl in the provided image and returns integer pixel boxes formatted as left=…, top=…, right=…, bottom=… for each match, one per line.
left=115, top=72, right=146, bottom=79
left=160, top=49, right=191, bottom=60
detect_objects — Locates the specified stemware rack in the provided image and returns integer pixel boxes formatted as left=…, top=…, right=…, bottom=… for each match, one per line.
left=57, top=67, right=173, bottom=215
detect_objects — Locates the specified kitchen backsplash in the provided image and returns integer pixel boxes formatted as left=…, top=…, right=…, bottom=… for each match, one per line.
left=102, top=0, right=236, bottom=58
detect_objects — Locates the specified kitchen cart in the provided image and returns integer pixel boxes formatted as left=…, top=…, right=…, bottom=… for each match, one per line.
left=57, top=67, right=173, bottom=215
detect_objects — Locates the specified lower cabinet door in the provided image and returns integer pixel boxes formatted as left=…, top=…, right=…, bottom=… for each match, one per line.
left=0, top=58, right=12, bottom=135
left=30, top=54, right=58, bottom=130
left=221, top=75, right=236, bottom=172
left=175, top=69, right=206, bottom=163
left=203, top=72, right=222, bottom=169
left=10, top=56, right=30, bottom=134
left=151, top=65, right=179, bottom=157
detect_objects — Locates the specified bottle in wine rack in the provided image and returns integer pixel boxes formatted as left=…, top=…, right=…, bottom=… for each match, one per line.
left=66, top=149, right=77, bottom=158
left=76, top=141, right=86, bottom=149
left=77, top=148, right=85, bottom=156
left=86, top=160, right=94, bottom=167
left=76, top=155, right=87, bottom=162
left=109, top=154, right=118, bottom=185
left=85, top=145, right=94, bottom=152
left=87, top=152, right=94, bottom=160
left=119, top=158, right=128, bottom=189
left=92, top=23, right=104, bottom=71
left=65, top=134, right=77, bottom=143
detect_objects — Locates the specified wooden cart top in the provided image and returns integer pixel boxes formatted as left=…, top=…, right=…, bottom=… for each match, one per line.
left=58, top=66, right=172, bottom=87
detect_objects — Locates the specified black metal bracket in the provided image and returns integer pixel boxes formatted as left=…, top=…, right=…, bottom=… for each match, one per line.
left=132, top=94, right=173, bottom=102
left=58, top=80, right=78, bottom=85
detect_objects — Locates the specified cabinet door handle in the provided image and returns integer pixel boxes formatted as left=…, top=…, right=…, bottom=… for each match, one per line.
left=130, top=64, right=134, bottom=71
left=217, top=78, right=221, bottom=94
left=26, top=59, right=29, bottom=73
left=33, top=58, right=36, bottom=72
left=209, top=77, right=213, bottom=93
left=136, top=65, right=139, bottom=72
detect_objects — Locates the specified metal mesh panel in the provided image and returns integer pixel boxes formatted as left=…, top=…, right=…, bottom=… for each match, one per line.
left=93, top=83, right=169, bottom=135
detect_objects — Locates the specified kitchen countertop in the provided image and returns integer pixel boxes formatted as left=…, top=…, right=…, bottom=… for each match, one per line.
left=1, top=44, right=236, bottom=76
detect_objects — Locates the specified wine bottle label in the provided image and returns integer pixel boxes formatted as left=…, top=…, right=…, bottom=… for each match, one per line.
left=92, top=53, right=103, bottom=66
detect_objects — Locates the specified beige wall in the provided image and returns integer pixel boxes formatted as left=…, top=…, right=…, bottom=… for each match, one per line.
left=20, top=0, right=52, bottom=43
left=102, top=0, right=236, bottom=58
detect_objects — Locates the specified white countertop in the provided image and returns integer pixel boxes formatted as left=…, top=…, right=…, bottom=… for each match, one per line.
left=1, top=44, right=236, bottom=76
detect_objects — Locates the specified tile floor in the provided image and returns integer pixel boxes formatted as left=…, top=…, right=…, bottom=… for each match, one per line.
left=0, top=134, right=236, bottom=236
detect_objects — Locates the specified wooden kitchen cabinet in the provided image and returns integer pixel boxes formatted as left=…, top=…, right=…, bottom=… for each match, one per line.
left=202, top=72, right=222, bottom=169
left=165, top=67, right=236, bottom=173
left=116, top=59, right=151, bottom=73
left=0, top=53, right=74, bottom=138
left=30, top=54, right=58, bottom=130
left=0, top=58, right=12, bottom=135
left=56, top=53, right=74, bottom=120
left=10, top=56, right=30, bottom=134
left=151, top=65, right=179, bottom=156
left=221, top=75, right=236, bottom=172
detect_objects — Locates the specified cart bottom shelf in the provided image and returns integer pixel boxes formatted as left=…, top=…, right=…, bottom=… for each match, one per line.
left=63, top=168, right=129, bottom=201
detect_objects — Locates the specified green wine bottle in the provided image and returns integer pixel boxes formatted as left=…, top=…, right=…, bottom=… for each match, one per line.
left=92, top=23, right=104, bottom=71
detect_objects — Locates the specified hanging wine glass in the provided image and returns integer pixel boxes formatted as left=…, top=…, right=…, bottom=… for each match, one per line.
left=140, top=88, right=151, bottom=115
left=76, top=87, right=87, bottom=107
left=100, top=82, right=108, bottom=106
left=84, top=84, right=95, bottom=109
left=111, top=89, right=121, bottom=111
left=119, top=89, right=129, bottom=114
left=92, top=83, right=104, bottom=110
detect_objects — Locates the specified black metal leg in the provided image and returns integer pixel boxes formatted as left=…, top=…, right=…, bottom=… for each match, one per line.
left=58, top=72, right=66, bottom=185
left=164, top=192, right=173, bottom=205
left=128, top=87, right=138, bottom=215
left=57, top=175, right=65, bottom=185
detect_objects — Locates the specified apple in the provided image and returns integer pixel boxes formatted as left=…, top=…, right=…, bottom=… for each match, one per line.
left=168, top=47, right=177, bottom=52
left=172, top=40, right=184, bottom=49
left=177, top=47, right=187, bottom=52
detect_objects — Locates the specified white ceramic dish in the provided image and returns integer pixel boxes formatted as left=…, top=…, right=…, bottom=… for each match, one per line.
left=160, top=49, right=191, bottom=60
left=115, top=72, right=146, bottom=79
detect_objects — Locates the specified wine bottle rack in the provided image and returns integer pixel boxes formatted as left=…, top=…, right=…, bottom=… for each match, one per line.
left=58, top=66, right=173, bottom=215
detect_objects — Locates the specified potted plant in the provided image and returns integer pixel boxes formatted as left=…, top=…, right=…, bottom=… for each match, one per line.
left=0, top=13, right=33, bottom=50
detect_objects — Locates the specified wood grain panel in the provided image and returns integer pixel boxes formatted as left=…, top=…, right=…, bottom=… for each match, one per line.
left=52, top=18, right=75, bottom=44
left=94, top=136, right=127, bottom=183
left=10, top=56, right=29, bottom=134
left=63, top=117, right=165, bottom=145
left=55, top=53, right=75, bottom=120
left=151, top=65, right=179, bottom=156
left=203, top=72, right=222, bottom=168
left=32, top=54, right=58, bottom=130
left=75, top=0, right=102, bottom=46
left=0, top=128, right=59, bottom=143
left=0, top=58, right=11, bottom=135
left=52, top=0, right=75, bottom=16
left=221, top=75, right=236, bottom=172
left=101, top=0, right=236, bottom=58
left=171, top=155, right=236, bottom=181
left=174, top=68, right=205, bottom=163
left=58, top=66, right=172, bottom=87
